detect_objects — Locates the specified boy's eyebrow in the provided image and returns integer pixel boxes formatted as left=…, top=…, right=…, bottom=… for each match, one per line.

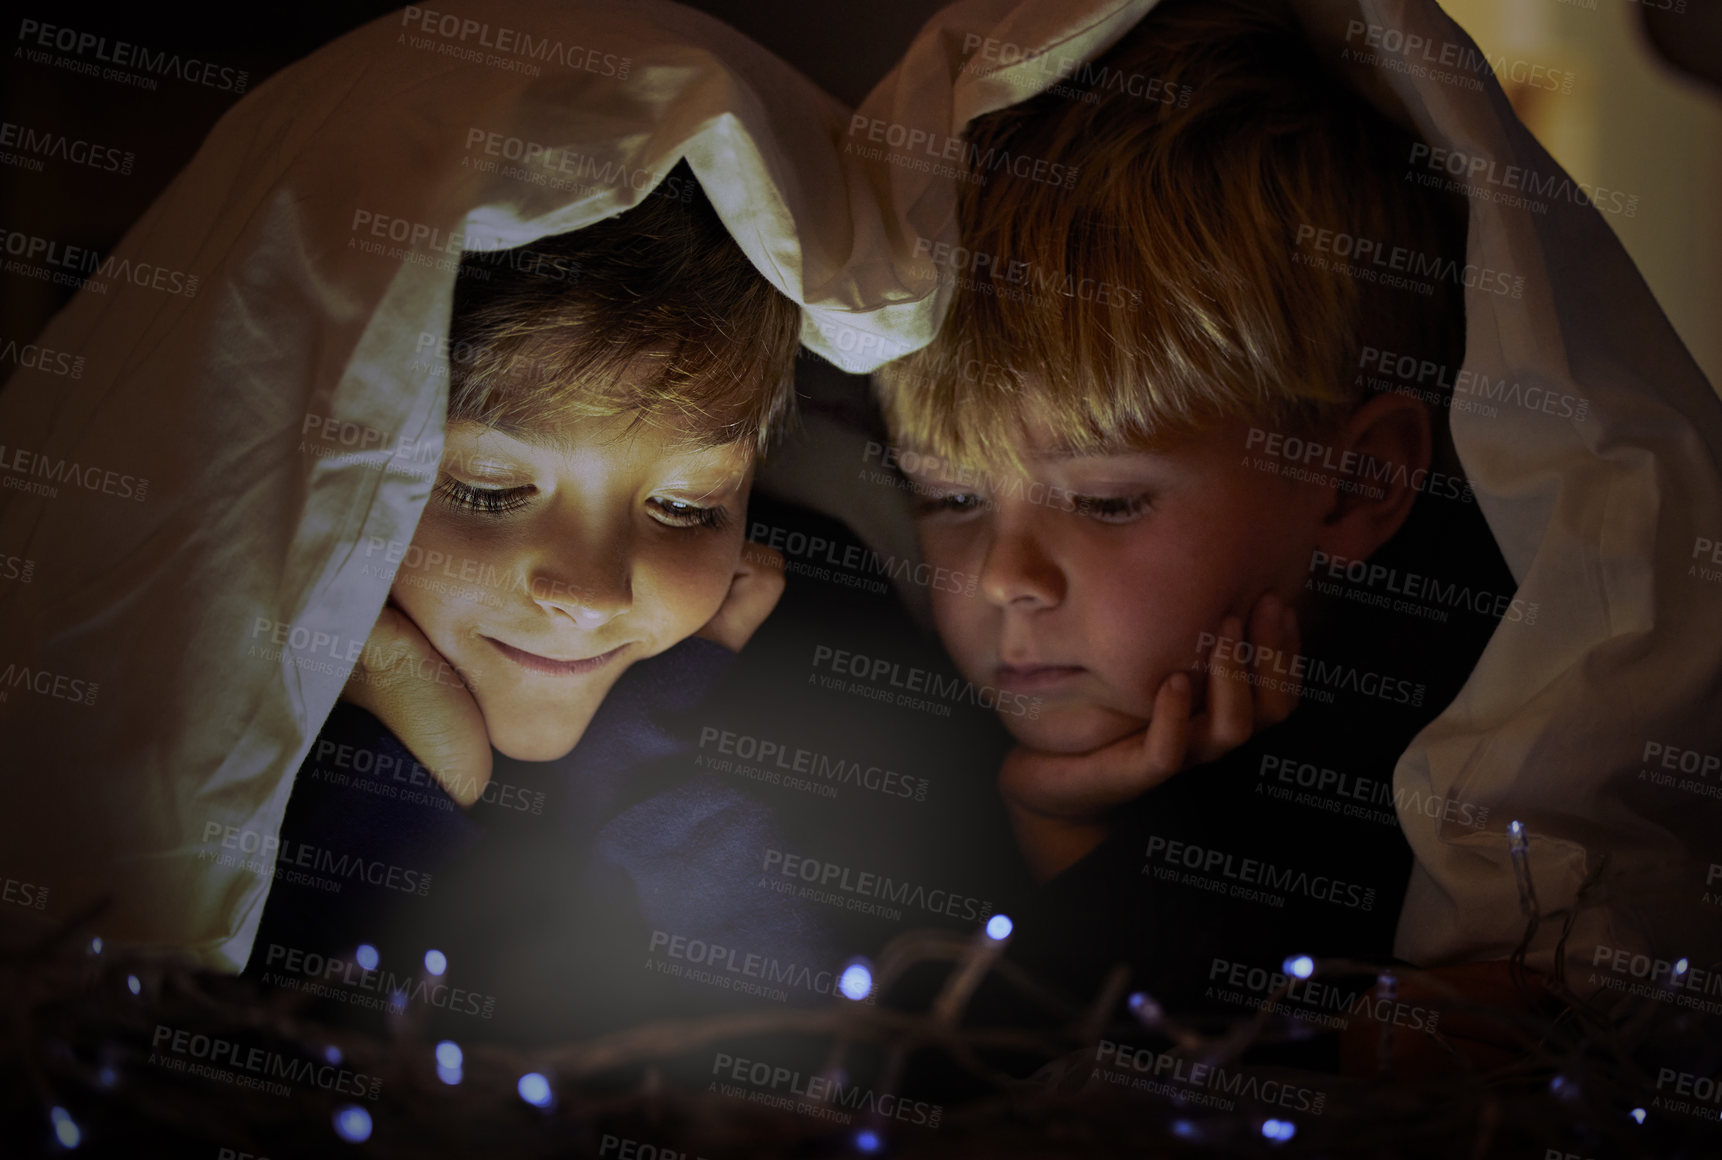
left=482, top=420, right=578, bottom=454
left=1023, top=446, right=1169, bottom=462
left=473, top=417, right=750, bottom=463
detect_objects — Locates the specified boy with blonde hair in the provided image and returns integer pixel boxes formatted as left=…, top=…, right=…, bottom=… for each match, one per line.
left=875, top=0, right=1515, bottom=1005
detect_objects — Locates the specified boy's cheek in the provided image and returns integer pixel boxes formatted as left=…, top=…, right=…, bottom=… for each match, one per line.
left=638, top=552, right=738, bottom=651
left=928, top=589, right=994, bottom=684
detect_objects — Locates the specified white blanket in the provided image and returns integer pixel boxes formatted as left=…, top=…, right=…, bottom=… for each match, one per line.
left=3, top=0, right=1715, bottom=981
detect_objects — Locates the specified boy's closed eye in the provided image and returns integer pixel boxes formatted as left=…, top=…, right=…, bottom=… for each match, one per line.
left=432, top=458, right=739, bottom=531
left=906, top=478, right=1158, bottom=525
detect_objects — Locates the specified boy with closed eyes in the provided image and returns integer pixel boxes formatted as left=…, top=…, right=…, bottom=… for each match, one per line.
left=245, top=165, right=837, bottom=1037
left=873, top=0, right=1517, bottom=1012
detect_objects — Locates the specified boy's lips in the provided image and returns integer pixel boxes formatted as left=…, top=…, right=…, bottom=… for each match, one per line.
left=994, top=662, right=1086, bottom=692
left=484, top=636, right=627, bottom=676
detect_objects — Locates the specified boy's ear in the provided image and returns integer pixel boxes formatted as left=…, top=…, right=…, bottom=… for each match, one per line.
left=1312, top=392, right=1433, bottom=563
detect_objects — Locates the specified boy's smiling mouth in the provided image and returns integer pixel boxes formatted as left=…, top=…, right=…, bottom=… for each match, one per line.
left=484, top=637, right=629, bottom=676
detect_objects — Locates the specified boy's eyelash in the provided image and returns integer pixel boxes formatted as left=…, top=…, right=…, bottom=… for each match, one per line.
left=912, top=491, right=1151, bottom=521
left=435, top=480, right=729, bottom=529
left=1074, top=492, right=1152, bottom=521
left=650, top=497, right=730, bottom=531
left=436, top=477, right=534, bottom=515
left=912, top=493, right=987, bottom=516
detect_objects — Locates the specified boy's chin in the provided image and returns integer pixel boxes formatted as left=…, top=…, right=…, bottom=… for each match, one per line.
left=998, top=703, right=1150, bottom=756
left=484, top=705, right=601, bottom=763
left=491, top=732, right=583, bottom=763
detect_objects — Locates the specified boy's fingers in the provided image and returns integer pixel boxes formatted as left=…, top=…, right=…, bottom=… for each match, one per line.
left=1140, top=672, right=1193, bottom=781
left=1001, top=678, right=1191, bottom=819
left=1191, top=614, right=1251, bottom=763
left=340, top=606, right=492, bottom=805
left=1091, top=671, right=1203, bottom=799
left=1247, top=593, right=1295, bottom=726
left=1252, top=599, right=1302, bottom=726
left=345, top=607, right=427, bottom=691
left=697, top=542, right=786, bottom=653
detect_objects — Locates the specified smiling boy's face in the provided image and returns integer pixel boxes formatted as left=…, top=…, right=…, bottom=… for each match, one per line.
left=390, top=414, right=752, bottom=763
left=905, top=418, right=1329, bottom=755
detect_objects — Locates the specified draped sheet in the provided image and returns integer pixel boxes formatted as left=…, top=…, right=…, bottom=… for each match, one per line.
left=3, top=0, right=1716, bottom=979
left=0, top=0, right=940, bottom=970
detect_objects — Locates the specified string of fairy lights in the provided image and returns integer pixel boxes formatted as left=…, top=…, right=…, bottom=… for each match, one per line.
left=16, top=819, right=1714, bottom=1155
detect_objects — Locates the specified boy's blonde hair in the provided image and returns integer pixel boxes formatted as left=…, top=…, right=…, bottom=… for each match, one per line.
left=875, top=0, right=1466, bottom=468
left=448, top=160, right=800, bottom=453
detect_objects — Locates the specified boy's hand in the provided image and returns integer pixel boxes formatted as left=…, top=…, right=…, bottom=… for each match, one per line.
left=1000, top=591, right=1301, bottom=880
left=339, top=605, right=492, bottom=807
left=695, top=542, right=786, bottom=653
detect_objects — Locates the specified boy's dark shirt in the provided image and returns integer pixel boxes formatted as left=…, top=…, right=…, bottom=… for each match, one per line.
left=243, top=635, right=841, bottom=1042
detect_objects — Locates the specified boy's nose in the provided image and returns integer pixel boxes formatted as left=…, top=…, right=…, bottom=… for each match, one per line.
left=978, top=527, right=1065, bottom=609
left=527, top=550, right=632, bottom=629
left=540, top=593, right=628, bottom=630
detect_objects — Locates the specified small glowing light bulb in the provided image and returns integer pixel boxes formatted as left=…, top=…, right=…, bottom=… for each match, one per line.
left=1127, top=992, right=1163, bottom=1021
left=50, top=1106, right=81, bottom=1148
left=518, top=1072, right=553, bottom=1108
left=333, top=1105, right=372, bottom=1142
left=1261, top=1118, right=1296, bottom=1142
left=839, top=960, right=873, bottom=1001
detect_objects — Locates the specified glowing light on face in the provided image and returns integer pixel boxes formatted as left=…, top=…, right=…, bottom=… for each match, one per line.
left=392, top=417, right=754, bottom=763
left=905, top=420, right=1327, bottom=755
